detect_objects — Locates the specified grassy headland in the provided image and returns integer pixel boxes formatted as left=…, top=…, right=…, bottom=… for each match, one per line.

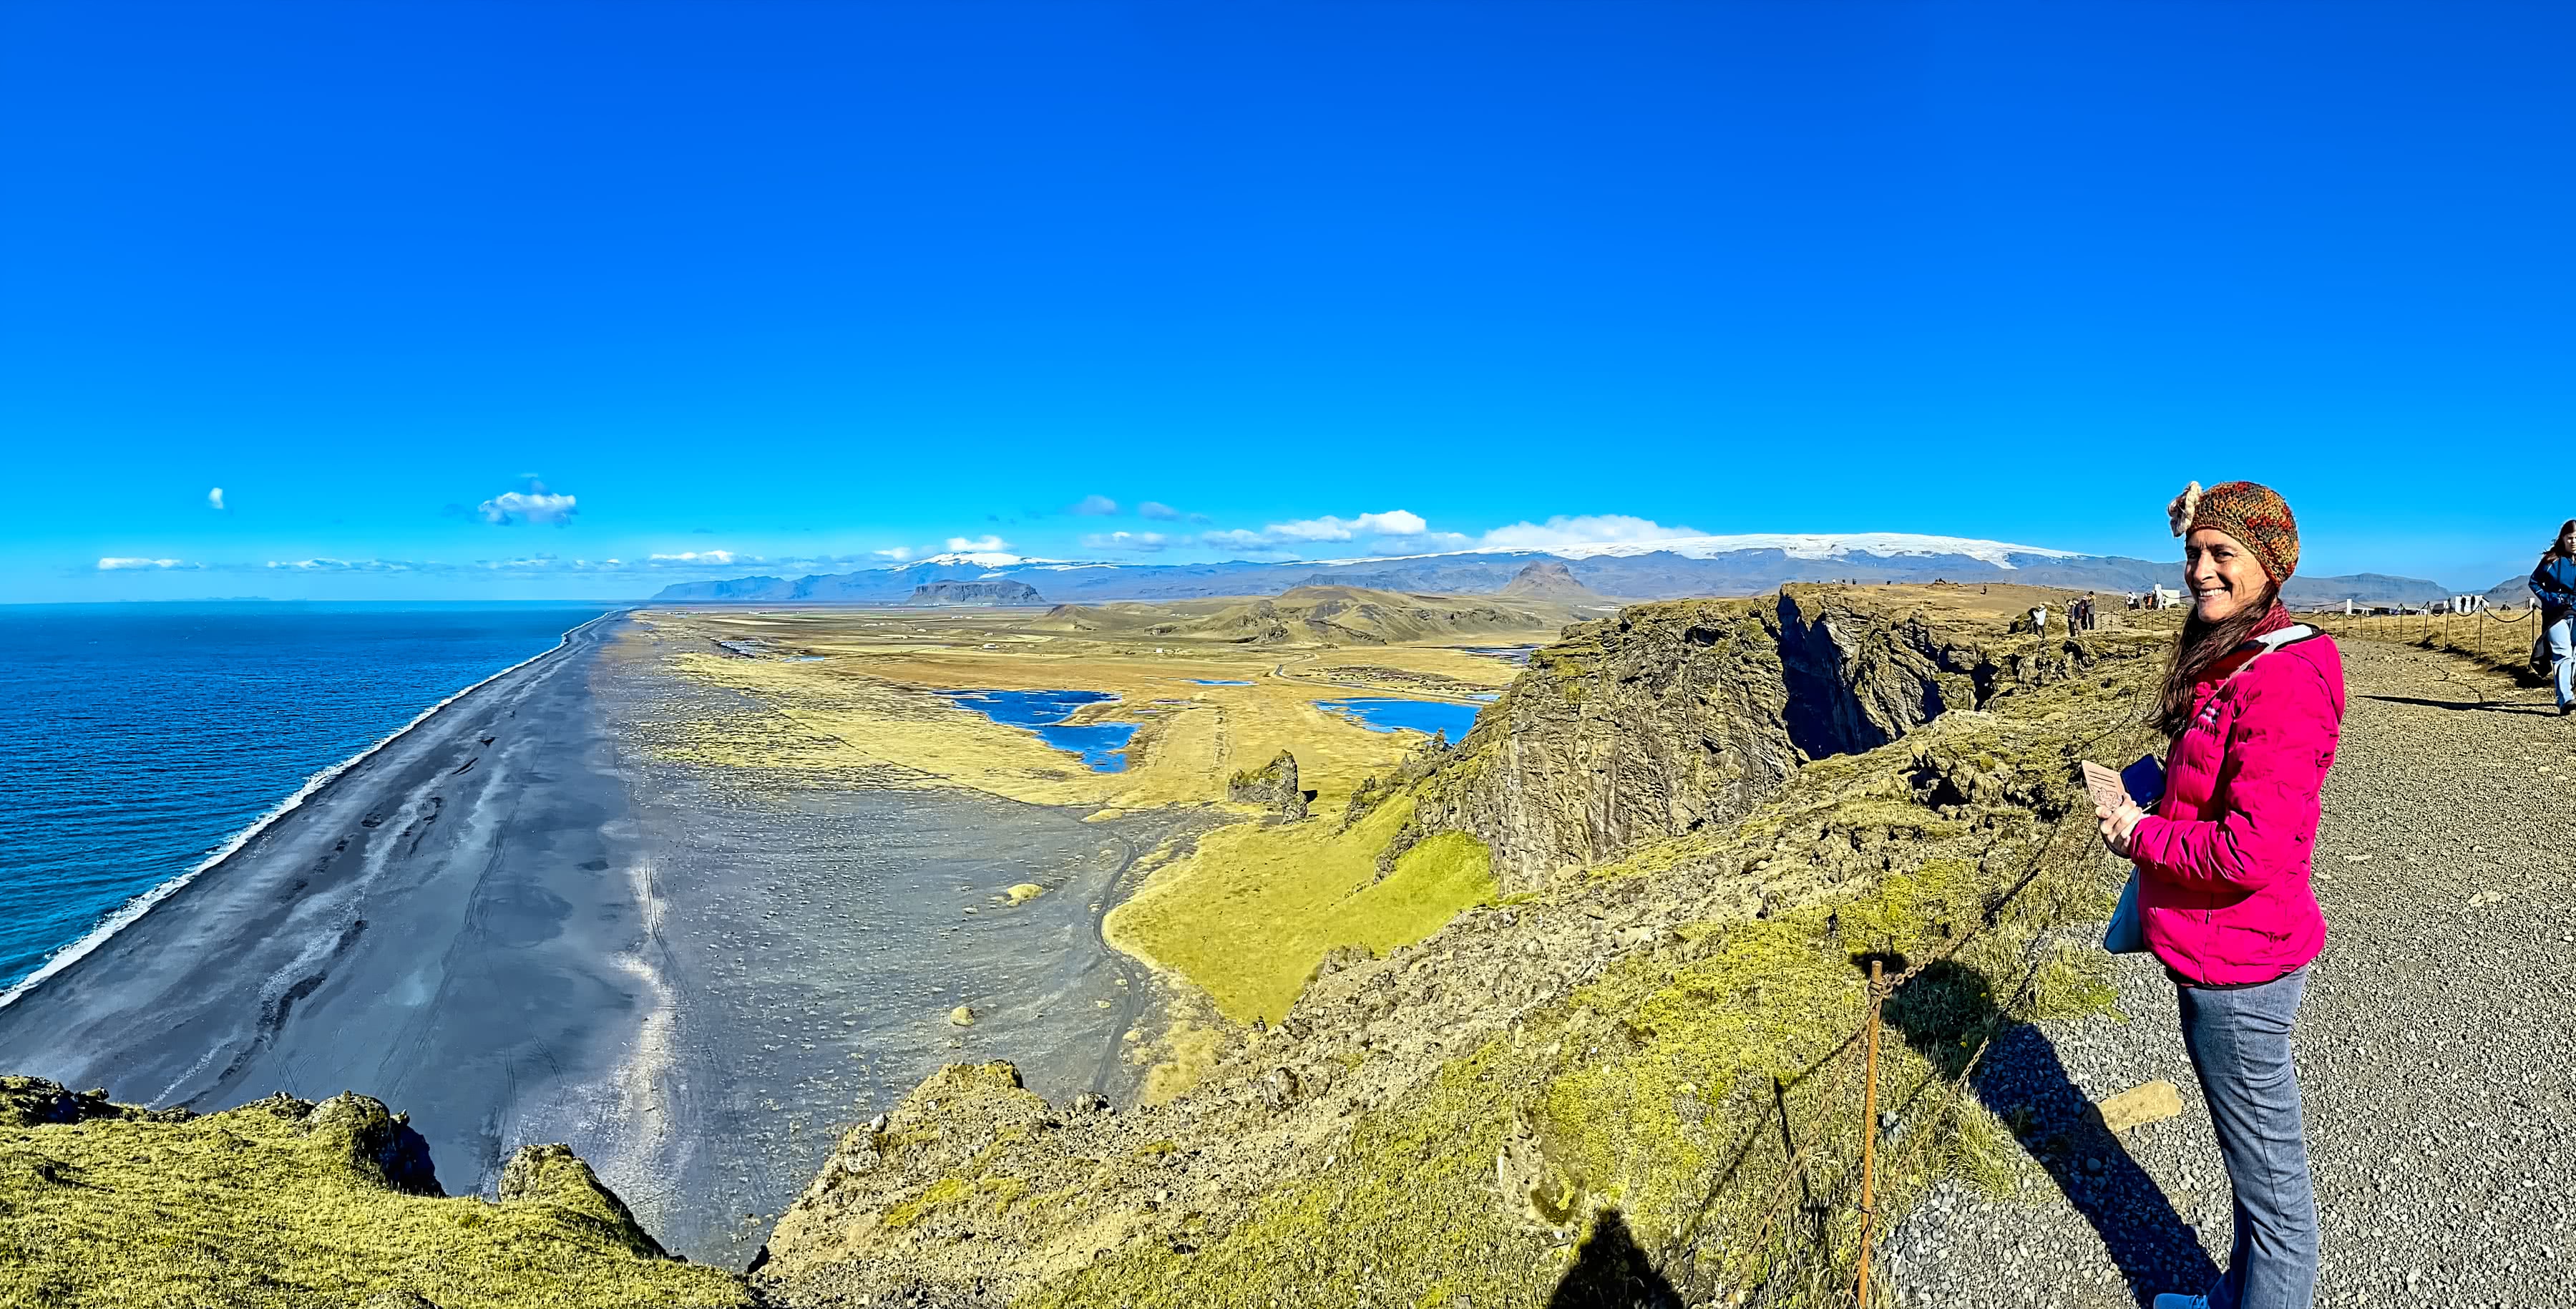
left=0, top=1079, right=750, bottom=1309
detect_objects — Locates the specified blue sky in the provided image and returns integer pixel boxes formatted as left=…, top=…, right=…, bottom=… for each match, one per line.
left=5, top=1, right=2570, bottom=601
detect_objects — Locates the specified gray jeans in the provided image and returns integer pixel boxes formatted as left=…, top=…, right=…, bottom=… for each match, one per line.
left=2177, top=965, right=2318, bottom=1309
left=2550, top=615, right=2575, bottom=709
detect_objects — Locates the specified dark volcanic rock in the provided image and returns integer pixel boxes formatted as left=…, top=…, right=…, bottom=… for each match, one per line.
left=1409, top=600, right=1800, bottom=890
left=907, top=579, right=1043, bottom=606
left=1410, top=588, right=2007, bottom=891
left=1226, top=749, right=1309, bottom=820
left=0, top=1075, right=150, bottom=1129
left=304, top=1091, right=442, bottom=1197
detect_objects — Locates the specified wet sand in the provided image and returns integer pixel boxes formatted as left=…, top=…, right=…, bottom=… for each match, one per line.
left=0, top=613, right=1201, bottom=1266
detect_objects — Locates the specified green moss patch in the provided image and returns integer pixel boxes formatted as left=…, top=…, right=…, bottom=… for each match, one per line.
left=0, top=1089, right=750, bottom=1309
left=1109, top=797, right=1498, bottom=1022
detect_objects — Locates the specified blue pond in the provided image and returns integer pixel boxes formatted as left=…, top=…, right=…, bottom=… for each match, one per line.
left=939, top=688, right=1138, bottom=771
left=1317, top=697, right=1483, bottom=741
left=1188, top=679, right=1252, bottom=686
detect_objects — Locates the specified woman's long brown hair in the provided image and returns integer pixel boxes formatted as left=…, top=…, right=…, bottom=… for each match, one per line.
left=2542, top=518, right=2576, bottom=565
left=2152, top=581, right=2282, bottom=739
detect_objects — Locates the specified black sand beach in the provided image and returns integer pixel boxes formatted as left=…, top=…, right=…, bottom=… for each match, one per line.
left=0, top=613, right=1195, bottom=1265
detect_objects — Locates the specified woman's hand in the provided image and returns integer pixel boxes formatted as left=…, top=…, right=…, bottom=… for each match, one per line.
left=2097, top=800, right=2146, bottom=859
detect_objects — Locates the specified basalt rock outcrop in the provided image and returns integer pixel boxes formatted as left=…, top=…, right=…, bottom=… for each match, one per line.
left=1408, top=600, right=1799, bottom=890
left=1409, top=588, right=2019, bottom=892
left=1225, top=749, right=1309, bottom=819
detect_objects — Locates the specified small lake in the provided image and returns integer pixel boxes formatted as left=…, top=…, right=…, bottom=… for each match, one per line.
left=938, top=689, right=1139, bottom=772
left=1317, top=697, right=1483, bottom=742
left=1187, top=679, right=1253, bottom=686
left=1455, top=645, right=1538, bottom=666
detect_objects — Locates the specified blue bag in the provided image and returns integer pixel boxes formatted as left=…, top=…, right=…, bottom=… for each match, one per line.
left=2102, top=754, right=2165, bottom=955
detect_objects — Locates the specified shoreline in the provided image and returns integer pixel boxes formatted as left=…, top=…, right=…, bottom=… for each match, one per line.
left=0, top=609, right=1224, bottom=1266
left=0, top=610, right=654, bottom=1202
left=0, top=609, right=623, bottom=1013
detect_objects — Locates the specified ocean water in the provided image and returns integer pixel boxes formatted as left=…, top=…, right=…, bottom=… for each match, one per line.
left=1317, top=696, right=1483, bottom=741
left=937, top=688, right=1138, bottom=770
left=0, top=603, right=611, bottom=996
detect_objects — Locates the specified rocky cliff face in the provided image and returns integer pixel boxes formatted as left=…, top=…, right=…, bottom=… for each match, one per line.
left=1772, top=588, right=1991, bottom=759
left=1226, top=749, right=1309, bottom=819
left=906, top=579, right=1044, bottom=605
left=1409, top=600, right=1800, bottom=890
left=1410, top=588, right=2031, bottom=892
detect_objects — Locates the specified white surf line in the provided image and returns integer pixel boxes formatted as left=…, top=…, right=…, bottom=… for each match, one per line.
left=0, top=610, right=628, bottom=1012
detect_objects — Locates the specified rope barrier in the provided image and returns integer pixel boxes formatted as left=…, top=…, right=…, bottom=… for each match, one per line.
left=1667, top=697, right=2135, bottom=1305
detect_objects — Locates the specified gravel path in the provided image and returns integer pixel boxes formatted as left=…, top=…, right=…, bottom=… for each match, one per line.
left=1887, top=636, right=2576, bottom=1307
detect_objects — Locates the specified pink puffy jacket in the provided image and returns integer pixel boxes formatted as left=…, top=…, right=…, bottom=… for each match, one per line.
left=2129, top=605, right=2344, bottom=986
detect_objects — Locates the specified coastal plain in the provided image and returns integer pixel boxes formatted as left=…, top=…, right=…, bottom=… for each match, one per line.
left=626, top=594, right=1571, bottom=1074
left=0, top=586, right=1579, bottom=1282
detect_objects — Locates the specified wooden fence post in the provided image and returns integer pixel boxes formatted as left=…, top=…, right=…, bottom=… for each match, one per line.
left=1855, top=959, right=1885, bottom=1308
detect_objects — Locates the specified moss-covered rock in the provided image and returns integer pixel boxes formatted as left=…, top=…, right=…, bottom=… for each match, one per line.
left=1226, top=749, right=1309, bottom=819
left=0, top=1079, right=750, bottom=1309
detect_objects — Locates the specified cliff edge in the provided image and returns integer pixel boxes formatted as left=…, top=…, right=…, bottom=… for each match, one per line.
left=0, top=1076, right=747, bottom=1309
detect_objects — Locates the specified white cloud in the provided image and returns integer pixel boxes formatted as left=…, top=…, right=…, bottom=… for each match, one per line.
left=875, top=545, right=916, bottom=561
left=477, top=487, right=579, bottom=526
left=97, top=557, right=197, bottom=570
left=207, top=487, right=225, bottom=511
left=1271, top=510, right=1428, bottom=542
left=1137, top=501, right=1182, bottom=521
left=648, top=550, right=739, bottom=565
left=1195, top=508, right=1432, bottom=553
left=1475, top=514, right=1706, bottom=551
left=1083, top=531, right=1170, bottom=553
left=265, top=558, right=417, bottom=573
left=947, top=535, right=1009, bottom=553
left=1068, top=495, right=1120, bottom=516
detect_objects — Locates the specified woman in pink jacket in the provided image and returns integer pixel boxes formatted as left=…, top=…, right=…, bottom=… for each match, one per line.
left=2099, top=480, right=2343, bottom=1309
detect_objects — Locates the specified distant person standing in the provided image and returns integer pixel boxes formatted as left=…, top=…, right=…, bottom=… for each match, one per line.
left=2031, top=604, right=2049, bottom=636
left=2099, top=481, right=2341, bottom=1309
left=2528, top=519, right=2576, bottom=715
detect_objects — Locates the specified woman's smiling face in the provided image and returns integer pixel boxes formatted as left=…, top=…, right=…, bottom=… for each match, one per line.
left=2184, top=527, right=2268, bottom=623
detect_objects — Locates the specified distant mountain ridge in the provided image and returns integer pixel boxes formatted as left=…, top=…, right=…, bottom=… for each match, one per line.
left=648, top=533, right=2458, bottom=608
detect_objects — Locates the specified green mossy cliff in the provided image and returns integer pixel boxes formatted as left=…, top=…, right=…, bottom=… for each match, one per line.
left=752, top=586, right=2167, bottom=1308
left=0, top=1076, right=751, bottom=1309
left=1408, top=588, right=2038, bottom=892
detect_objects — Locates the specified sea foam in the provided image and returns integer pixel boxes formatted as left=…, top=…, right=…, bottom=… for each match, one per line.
left=0, top=613, right=612, bottom=1011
